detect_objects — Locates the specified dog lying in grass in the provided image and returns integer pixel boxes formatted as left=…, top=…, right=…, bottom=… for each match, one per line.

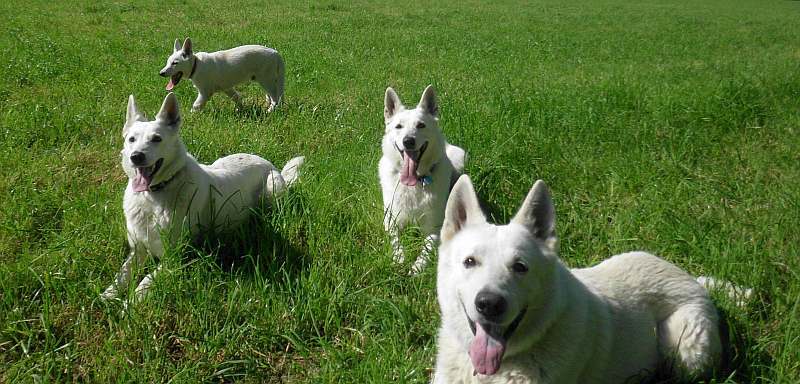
left=433, top=175, right=726, bottom=383
left=159, top=38, right=285, bottom=112
left=101, top=92, right=303, bottom=302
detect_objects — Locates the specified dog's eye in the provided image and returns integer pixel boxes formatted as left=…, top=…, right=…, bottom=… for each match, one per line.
left=463, top=257, right=477, bottom=269
left=151, top=135, right=162, bottom=143
left=395, top=124, right=403, bottom=130
left=128, top=136, right=135, bottom=143
left=512, top=262, right=529, bottom=274
left=416, top=122, right=425, bottom=129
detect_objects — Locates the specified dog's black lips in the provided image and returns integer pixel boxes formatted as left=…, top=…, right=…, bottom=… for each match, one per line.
left=171, top=71, right=183, bottom=86
left=418, top=141, right=428, bottom=161
left=461, top=298, right=527, bottom=340
left=137, top=158, right=164, bottom=184
left=394, top=141, right=429, bottom=163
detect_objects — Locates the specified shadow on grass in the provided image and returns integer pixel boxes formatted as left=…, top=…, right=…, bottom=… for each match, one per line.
left=198, top=193, right=311, bottom=283
left=232, top=102, right=274, bottom=120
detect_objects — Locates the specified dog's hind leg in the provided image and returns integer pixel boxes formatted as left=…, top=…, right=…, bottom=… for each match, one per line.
left=265, top=169, right=288, bottom=198
left=657, top=302, right=722, bottom=380
left=224, top=89, right=243, bottom=108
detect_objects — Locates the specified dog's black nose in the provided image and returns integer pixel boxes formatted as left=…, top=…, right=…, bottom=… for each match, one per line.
left=159, top=70, right=167, bottom=77
left=130, top=151, right=146, bottom=165
left=402, top=136, right=416, bottom=149
left=475, top=291, right=507, bottom=319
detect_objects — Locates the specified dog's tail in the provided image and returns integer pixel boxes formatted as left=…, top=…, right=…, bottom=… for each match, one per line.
left=266, top=156, right=305, bottom=197
left=281, top=156, right=305, bottom=186
left=697, top=276, right=753, bottom=307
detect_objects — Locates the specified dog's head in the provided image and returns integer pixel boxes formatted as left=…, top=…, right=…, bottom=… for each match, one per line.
left=159, top=38, right=195, bottom=91
left=382, top=85, right=446, bottom=187
left=438, top=175, right=560, bottom=376
left=121, top=93, right=184, bottom=193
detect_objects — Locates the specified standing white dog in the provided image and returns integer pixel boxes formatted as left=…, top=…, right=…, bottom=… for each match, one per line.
left=159, top=38, right=285, bottom=112
left=101, top=92, right=304, bottom=301
left=433, top=175, right=723, bottom=383
left=380, top=85, right=466, bottom=274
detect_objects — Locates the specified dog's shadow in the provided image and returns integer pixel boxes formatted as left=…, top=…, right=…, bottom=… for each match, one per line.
left=187, top=192, right=311, bottom=286
left=232, top=102, right=273, bottom=120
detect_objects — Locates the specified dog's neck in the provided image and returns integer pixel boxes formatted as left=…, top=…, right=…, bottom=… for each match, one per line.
left=188, top=56, right=198, bottom=79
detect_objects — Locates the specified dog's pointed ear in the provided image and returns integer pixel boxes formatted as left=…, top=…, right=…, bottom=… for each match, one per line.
left=512, top=180, right=557, bottom=247
left=156, top=92, right=181, bottom=128
left=417, top=84, right=438, bottom=117
left=174, top=38, right=182, bottom=52
left=182, top=37, right=193, bottom=56
left=124, top=94, right=146, bottom=137
left=384, top=87, right=402, bottom=125
left=442, top=175, right=486, bottom=243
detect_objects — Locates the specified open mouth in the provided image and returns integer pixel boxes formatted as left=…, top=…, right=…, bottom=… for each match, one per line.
left=132, top=158, right=164, bottom=192
left=166, top=72, right=183, bottom=91
left=394, top=141, right=428, bottom=187
left=462, top=300, right=527, bottom=376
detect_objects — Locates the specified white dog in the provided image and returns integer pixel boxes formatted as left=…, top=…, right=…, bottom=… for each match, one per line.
left=159, top=38, right=285, bottom=112
left=101, top=92, right=304, bottom=301
left=380, top=85, right=466, bottom=274
left=433, top=175, right=723, bottom=383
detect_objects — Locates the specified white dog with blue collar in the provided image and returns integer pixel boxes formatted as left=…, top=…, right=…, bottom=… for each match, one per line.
left=379, top=85, right=466, bottom=274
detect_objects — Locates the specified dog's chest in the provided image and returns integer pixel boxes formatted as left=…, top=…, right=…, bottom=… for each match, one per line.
left=392, top=184, right=437, bottom=213
left=124, top=193, right=176, bottom=235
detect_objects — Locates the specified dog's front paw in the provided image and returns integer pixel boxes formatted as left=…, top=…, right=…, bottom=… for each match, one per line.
left=100, top=286, right=119, bottom=301
left=409, top=255, right=429, bottom=275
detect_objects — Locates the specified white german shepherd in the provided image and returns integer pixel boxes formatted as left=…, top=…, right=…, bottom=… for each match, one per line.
left=433, top=175, right=723, bottom=383
left=101, top=92, right=304, bottom=301
left=159, top=38, right=285, bottom=112
left=380, top=85, right=466, bottom=274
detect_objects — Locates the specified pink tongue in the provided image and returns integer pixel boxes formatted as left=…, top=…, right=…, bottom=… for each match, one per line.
left=469, top=322, right=505, bottom=376
left=132, top=169, right=152, bottom=192
left=166, top=77, right=175, bottom=91
left=399, top=152, right=418, bottom=186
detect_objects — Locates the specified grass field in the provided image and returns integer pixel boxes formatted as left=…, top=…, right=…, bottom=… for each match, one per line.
left=1, top=0, right=799, bottom=382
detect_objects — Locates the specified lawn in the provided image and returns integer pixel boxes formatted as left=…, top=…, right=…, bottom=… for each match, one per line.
left=1, top=0, right=798, bottom=382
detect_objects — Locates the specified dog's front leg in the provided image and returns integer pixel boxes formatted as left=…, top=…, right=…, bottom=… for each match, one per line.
left=191, top=92, right=211, bottom=112
left=390, top=230, right=405, bottom=264
left=101, top=245, right=147, bottom=300
left=383, top=208, right=406, bottom=264
left=132, top=264, right=162, bottom=302
left=411, top=233, right=439, bottom=275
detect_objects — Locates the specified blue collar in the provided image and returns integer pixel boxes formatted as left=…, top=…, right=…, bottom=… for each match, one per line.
left=418, top=162, right=437, bottom=187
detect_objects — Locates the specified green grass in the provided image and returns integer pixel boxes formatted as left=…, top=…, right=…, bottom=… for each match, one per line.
left=1, top=0, right=799, bottom=382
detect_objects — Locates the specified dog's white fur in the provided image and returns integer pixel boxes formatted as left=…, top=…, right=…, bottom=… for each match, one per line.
left=380, top=85, right=466, bottom=274
left=159, top=38, right=285, bottom=112
left=433, top=176, right=722, bottom=383
left=101, top=93, right=304, bottom=301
